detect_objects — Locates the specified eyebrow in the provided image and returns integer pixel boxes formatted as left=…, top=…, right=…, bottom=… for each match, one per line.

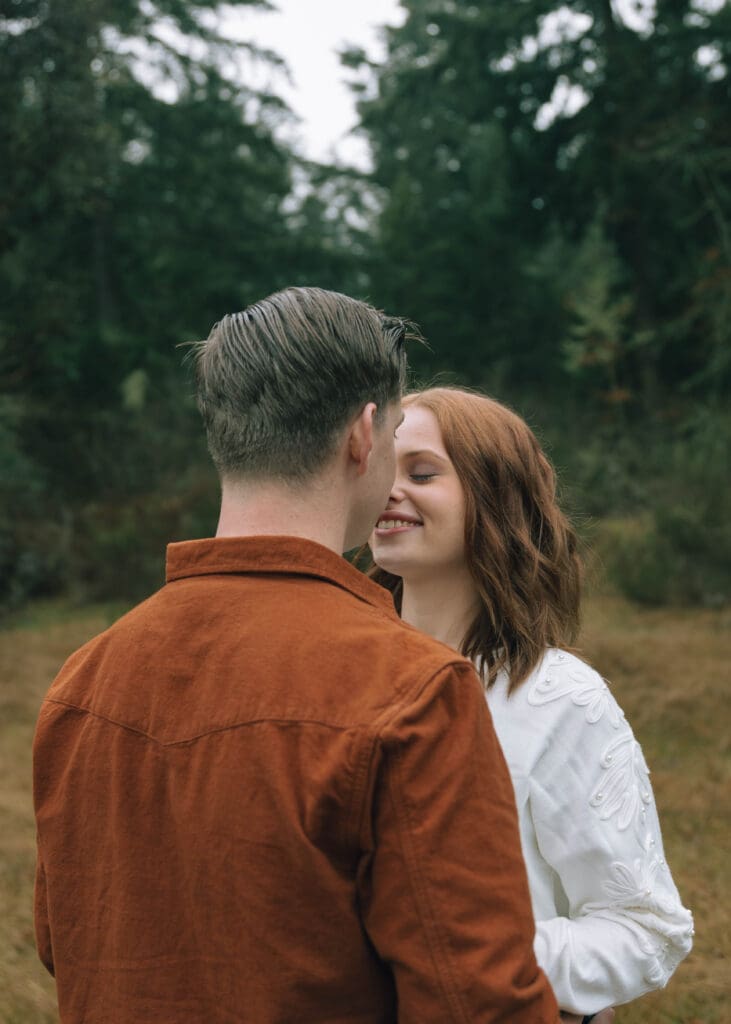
left=401, top=448, right=450, bottom=462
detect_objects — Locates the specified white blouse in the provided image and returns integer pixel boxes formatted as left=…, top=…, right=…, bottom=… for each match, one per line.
left=485, top=649, right=693, bottom=1016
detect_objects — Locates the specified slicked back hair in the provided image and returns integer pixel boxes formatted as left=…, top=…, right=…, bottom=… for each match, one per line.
left=369, top=387, right=583, bottom=692
left=194, top=287, right=411, bottom=482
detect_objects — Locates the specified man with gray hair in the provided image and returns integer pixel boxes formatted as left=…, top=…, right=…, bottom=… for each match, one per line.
left=33, top=287, right=559, bottom=1023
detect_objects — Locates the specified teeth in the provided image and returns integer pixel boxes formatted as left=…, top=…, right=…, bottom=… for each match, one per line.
left=378, top=519, right=418, bottom=529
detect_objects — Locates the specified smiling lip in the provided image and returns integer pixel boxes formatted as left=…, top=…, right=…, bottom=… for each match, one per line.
left=375, top=512, right=423, bottom=534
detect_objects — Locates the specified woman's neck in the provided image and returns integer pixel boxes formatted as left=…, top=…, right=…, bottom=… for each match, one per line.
left=400, top=571, right=479, bottom=653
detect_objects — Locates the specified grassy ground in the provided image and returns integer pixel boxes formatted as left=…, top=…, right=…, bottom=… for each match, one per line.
left=1, top=594, right=728, bottom=1023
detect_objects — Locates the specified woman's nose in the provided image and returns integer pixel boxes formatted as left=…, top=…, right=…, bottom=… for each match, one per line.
left=388, top=474, right=409, bottom=503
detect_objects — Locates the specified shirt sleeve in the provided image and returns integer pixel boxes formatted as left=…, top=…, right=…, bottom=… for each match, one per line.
left=356, top=661, right=559, bottom=1024
left=526, top=655, right=694, bottom=1015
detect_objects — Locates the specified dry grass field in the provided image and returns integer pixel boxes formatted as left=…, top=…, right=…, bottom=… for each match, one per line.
left=1, top=593, right=728, bottom=1023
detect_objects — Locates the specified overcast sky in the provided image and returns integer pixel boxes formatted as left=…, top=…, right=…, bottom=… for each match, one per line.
left=211, top=0, right=724, bottom=168
left=220, top=0, right=406, bottom=167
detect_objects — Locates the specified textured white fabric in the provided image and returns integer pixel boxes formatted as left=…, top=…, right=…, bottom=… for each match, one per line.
left=486, top=649, right=694, bottom=1015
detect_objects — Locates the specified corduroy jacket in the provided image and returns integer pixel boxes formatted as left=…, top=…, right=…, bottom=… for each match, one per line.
left=34, top=536, right=559, bottom=1023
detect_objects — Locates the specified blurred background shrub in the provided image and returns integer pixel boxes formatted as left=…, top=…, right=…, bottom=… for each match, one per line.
left=598, top=412, right=731, bottom=607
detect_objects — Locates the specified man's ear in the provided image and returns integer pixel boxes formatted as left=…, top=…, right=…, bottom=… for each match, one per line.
left=348, top=402, right=377, bottom=476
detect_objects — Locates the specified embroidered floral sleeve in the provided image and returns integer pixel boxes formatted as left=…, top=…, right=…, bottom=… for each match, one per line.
left=525, top=652, right=693, bottom=1015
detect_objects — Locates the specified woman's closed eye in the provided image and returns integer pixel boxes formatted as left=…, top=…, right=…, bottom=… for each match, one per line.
left=410, top=472, right=437, bottom=483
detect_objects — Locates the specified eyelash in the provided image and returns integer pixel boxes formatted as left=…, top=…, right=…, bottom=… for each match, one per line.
left=410, top=474, right=436, bottom=483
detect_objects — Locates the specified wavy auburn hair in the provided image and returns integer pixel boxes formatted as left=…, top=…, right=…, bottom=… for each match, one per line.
left=368, top=387, right=583, bottom=692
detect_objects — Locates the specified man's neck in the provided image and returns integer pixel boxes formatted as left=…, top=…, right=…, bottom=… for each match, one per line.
left=216, top=476, right=348, bottom=554
left=400, top=571, right=480, bottom=653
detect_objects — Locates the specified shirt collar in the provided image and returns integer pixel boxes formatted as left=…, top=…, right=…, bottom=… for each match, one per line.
left=165, top=535, right=396, bottom=614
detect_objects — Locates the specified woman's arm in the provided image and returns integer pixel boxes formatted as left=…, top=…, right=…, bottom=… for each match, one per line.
left=526, top=653, right=693, bottom=1015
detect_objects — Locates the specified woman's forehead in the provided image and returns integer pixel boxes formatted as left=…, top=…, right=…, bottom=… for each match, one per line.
left=396, top=406, right=448, bottom=454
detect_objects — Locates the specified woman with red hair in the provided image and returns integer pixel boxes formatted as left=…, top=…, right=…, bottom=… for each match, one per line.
left=369, top=387, right=693, bottom=1022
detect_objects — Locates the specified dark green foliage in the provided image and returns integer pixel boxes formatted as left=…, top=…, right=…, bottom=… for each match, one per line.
left=600, top=411, right=731, bottom=607
left=351, top=0, right=730, bottom=410
left=0, top=0, right=346, bottom=605
left=72, top=465, right=221, bottom=602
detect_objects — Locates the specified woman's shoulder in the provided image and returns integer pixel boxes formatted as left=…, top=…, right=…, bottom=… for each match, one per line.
left=487, top=647, right=632, bottom=764
left=489, top=648, right=621, bottom=716
left=520, top=648, right=626, bottom=730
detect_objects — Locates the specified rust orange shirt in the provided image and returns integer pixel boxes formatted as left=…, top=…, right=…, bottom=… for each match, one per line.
left=34, top=536, right=559, bottom=1023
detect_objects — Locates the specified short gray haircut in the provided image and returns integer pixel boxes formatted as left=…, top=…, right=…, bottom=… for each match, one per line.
left=194, top=287, right=413, bottom=481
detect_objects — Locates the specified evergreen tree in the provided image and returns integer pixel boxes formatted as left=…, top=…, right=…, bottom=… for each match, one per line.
left=349, top=0, right=730, bottom=414
left=0, top=0, right=311, bottom=602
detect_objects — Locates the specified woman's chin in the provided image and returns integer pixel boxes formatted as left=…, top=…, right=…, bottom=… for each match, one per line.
left=371, top=550, right=407, bottom=578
